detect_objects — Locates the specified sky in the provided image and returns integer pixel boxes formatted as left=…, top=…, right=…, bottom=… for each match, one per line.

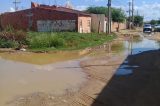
left=0, top=0, right=160, bottom=21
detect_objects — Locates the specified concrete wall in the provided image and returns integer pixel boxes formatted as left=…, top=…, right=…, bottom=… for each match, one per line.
left=91, top=14, right=106, bottom=33
left=111, top=22, right=127, bottom=32
left=37, top=20, right=76, bottom=32
left=78, top=16, right=91, bottom=33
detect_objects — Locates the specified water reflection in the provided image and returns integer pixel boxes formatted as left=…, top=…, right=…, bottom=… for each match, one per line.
left=116, top=34, right=160, bottom=76
left=125, top=37, right=160, bottom=55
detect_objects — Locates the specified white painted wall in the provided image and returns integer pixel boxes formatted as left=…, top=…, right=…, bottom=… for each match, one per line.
left=37, top=20, right=76, bottom=32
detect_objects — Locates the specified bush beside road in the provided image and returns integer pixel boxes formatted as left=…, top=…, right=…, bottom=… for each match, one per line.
left=0, top=30, right=115, bottom=51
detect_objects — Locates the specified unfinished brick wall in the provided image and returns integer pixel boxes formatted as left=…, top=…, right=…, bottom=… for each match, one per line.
left=0, top=7, right=79, bottom=31
left=1, top=9, right=31, bottom=31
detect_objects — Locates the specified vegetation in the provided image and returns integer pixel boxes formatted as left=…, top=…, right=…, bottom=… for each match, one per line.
left=0, top=26, right=116, bottom=50
left=149, top=19, right=160, bottom=25
left=0, top=26, right=27, bottom=48
left=127, top=15, right=144, bottom=27
left=28, top=32, right=115, bottom=51
left=86, top=6, right=126, bottom=23
left=134, top=15, right=144, bottom=27
left=112, top=8, right=126, bottom=23
left=86, top=7, right=107, bottom=15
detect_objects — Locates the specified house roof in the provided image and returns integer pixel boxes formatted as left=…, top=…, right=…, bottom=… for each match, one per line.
left=31, top=2, right=91, bottom=17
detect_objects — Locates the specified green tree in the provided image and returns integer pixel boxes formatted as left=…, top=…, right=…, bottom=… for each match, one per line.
left=134, top=15, right=144, bottom=27
left=150, top=20, right=157, bottom=25
left=86, top=7, right=107, bottom=15
left=158, top=18, right=160, bottom=24
left=86, top=6, right=126, bottom=23
left=111, top=8, right=126, bottom=23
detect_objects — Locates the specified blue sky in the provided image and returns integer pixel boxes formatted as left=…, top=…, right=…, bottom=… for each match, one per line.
left=0, top=0, right=160, bottom=21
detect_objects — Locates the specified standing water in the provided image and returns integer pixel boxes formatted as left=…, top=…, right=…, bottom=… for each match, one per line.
left=116, top=33, right=160, bottom=76
left=0, top=52, right=88, bottom=106
left=0, top=33, right=160, bottom=105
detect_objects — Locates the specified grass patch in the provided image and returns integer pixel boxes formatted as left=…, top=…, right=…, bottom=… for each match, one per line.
left=27, top=32, right=116, bottom=51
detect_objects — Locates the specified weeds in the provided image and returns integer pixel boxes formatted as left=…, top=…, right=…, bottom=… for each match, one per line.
left=0, top=26, right=28, bottom=48
left=28, top=32, right=115, bottom=50
left=0, top=27, right=115, bottom=50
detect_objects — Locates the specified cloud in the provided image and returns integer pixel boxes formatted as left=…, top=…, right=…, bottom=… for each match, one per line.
left=75, top=5, right=88, bottom=11
left=10, top=7, right=15, bottom=12
left=113, top=2, right=160, bottom=21
left=94, top=0, right=104, bottom=2
left=135, top=2, right=160, bottom=21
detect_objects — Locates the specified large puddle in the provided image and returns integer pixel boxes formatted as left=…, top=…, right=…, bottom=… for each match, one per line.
left=116, top=33, right=160, bottom=76
left=0, top=57, right=87, bottom=106
left=0, top=50, right=89, bottom=65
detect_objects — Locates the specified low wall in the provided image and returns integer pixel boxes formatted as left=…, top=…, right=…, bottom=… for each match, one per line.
left=112, top=22, right=127, bottom=32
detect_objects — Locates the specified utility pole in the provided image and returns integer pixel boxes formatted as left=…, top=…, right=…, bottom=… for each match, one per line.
left=128, top=1, right=131, bottom=29
left=107, top=0, right=111, bottom=34
left=13, top=0, right=21, bottom=11
left=132, top=0, right=134, bottom=28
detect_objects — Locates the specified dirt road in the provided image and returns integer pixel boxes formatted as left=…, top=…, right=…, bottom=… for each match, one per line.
left=1, top=31, right=160, bottom=106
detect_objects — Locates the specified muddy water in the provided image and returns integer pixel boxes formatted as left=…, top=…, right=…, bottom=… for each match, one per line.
left=0, top=33, right=160, bottom=105
left=116, top=34, right=160, bottom=76
left=0, top=50, right=88, bottom=65
left=0, top=58, right=87, bottom=106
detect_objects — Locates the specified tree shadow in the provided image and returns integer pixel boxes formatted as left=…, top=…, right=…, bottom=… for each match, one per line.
left=92, top=50, right=160, bottom=106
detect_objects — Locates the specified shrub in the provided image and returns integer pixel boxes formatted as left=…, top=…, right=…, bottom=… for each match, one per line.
left=27, top=32, right=115, bottom=50
left=0, top=29, right=28, bottom=48
left=0, top=39, right=18, bottom=48
left=28, top=33, right=65, bottom=49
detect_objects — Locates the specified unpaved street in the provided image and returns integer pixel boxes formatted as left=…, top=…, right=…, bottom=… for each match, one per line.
left=0, top=32, right=160, bottom=106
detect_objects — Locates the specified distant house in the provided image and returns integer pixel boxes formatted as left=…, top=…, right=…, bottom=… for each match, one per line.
left=91, top=14, right=107, bottom=33
left=0, top=2, right=91, bottom=33
left=91, top=14, right=127, bottom=33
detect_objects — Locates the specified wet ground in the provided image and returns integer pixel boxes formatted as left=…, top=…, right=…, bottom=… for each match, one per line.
left=0, top=32, right=160, bottom=106
left=0, top=50, right=89, bottom=65
left=0, top=58, right=88, bottom=106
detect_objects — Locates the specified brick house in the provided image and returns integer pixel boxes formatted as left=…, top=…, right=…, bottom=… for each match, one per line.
left=0, top=2, right=91, bottom=33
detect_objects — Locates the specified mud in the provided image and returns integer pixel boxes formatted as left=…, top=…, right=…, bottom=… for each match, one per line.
left=0, top=50, right=90, bottom=65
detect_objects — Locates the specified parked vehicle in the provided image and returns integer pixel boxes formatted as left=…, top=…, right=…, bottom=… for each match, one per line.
left=143, top=24, right=152, bottom=33
left=154, top=24, right=160, bottom=32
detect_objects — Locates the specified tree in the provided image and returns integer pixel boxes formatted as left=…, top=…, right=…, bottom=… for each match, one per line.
left=134, top=15, right=144, bottom=27
left=86, top=6, right=126, bottom=23
left=111, top=8, right=126, bottom=31
left=158, top=18, right=160, bottom=24
left=86, top=7, right=107, bottom=15
left=150, top=20, right=157, bottom=25
left=111, top=8, right=126, bottom=23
